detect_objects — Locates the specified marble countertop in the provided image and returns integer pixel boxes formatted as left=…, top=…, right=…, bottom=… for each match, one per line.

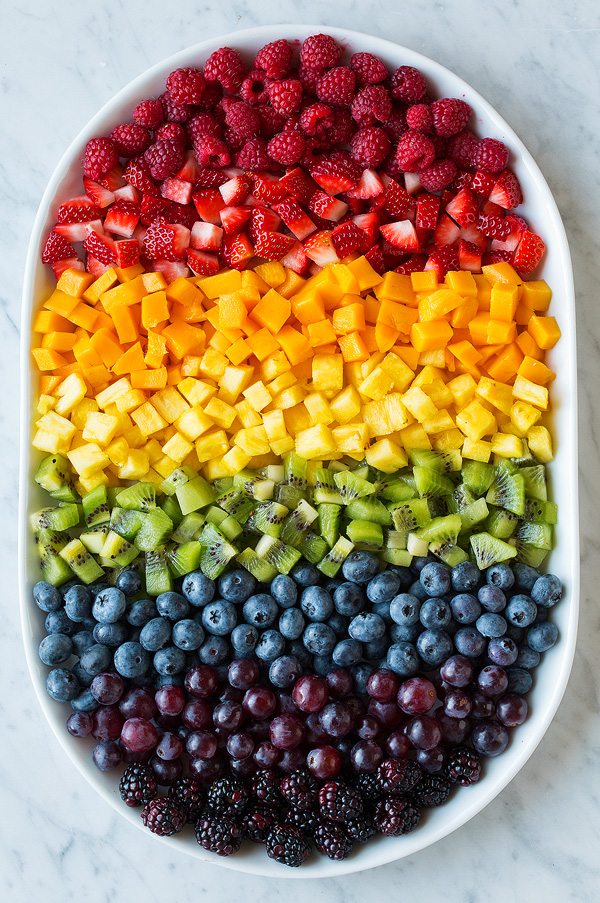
left=2, top=0, right=600, bottom=900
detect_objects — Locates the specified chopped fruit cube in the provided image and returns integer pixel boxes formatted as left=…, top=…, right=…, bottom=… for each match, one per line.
left=131, top=402, right=168, bottom=437
left=312, top=354, right=343, bottom=397
left=251, top=289, right=291, bottom=333
left=410, top=320, right=453, bottom=352
left=527, top=425, right=553, bottom=462
left=295, top=424, right=337, bottom=459
left=462, top=436, right=492, bottom=462
left=512, top=375, right=549, bottom=410
left=527, top=314, right=561, bottom=350
left=365, top=437, right=408, bottom=472
left=456, top=400, right=497, bottom=440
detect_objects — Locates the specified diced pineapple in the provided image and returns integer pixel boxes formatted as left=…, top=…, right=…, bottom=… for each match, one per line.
left=398, top=423, right=431, bottom=450
left=131, top=402, right=168, bottom=437
left=37, top=394, right=56, bottom=415
left=218, top=366, right=254, bottom=405
left=330, top=385, right=362, bottom=424
left=447, top=373, right=477, bottom=408
left=174, top=406, right=213, bottom=441
left=295, top=424, right=337, bottom=459
left=512, top=375, right=549, bottom=410
left=271, top=436, right=295, bottom=456
left=491, top=433, right=524, bottom=458
left=151, top=386, right=190, bottom=423
left=115, top=388, right=147, bottom=414
left=380, top=352, right=415, bottom=391
left=401, top=386, right=438, bottom=422
left=420, top=378, right=453, bottom=409
left=510, top=401, right=542, bottom=436
left=82, top=412, right=119, bottom=446
left=55, top=373, right=87, bottom=416
left=195, top=430, right=230, bottom=463
left=362, top=399, right=392, bottom=437
left=234, top=399, right=262, bottom=428
left=423, top=410, right=456, bottom=434
left=32, top=429, right=65, bottom=454
left=304, top=393, right=334, bottom=426
left=384, top=394, right=410, bottom=431
left=118, top=449, right=151, bottom=480
left=67, top=443, right=110, bottom=477
left=77, top=470, right=109, bottom=494
left=123, top=425, right=146, bottom=449
left=96, top=377, right=132, bottom=410
left=220, top=446, right=252, bottom=475
left=432, top=428, right=464, bottom=451
left=462, top=436, right=492, bottom=463
left=365, top=437, right=408, bottom=472
left=262, top=410, right=288, bottom=443
left=331, top=423, right=369, bottom=456
left=162, top=433, right=194, bottom=463
left=456, top=400, right=497, bottom=441
left=144, top=438, right=164, bottom=464
left=204, top=397, right=236, bottom=429
left=234, top=425, right=271, bottom=456
left=476, top=377, right=514, bottom=415
left=260, top=350, right=292, bottom=382
left=199, top=347, right=229, bottom=380
left=312, top=354, right=344, bottom=398
left=242, top=380, right=272, bottom=412
left=153, top=455, right=179, bottom=478
left=359, top=366, right=394, bottom=401
left=178, top=377, right=217, bottom=407
left=106, top=436, right=130, bottom=467
left=70, top=398, right=100, bottom=430
left=35, top=411, right=77, bottom=446
left=527, top=425, right=553, bottom=462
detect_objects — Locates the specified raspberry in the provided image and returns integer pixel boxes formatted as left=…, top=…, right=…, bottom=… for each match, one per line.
left=258, top=105, right=288, bottom=138
left=267, top=129, right=305, bottom=165
left=300, top=33, right=342, bottom=70
left=110, top=123, right=151, bottom=157
left=83, top=137, right=118, bottom=179
left=445, top=746, right=482, bottom=785
left=242, top=805, right=279, bottom=843
left=188, top=113, right=222, bottom=145
left=41, top=231, right=75, bottom=264
left=313, top=822, right=353, bottom=860
left=351, top=85, right=392, bottom=126
left=316, top=67, right=356, bottom=106
left=168, top=776, right=205, bottom=822
left=144, top=138, right=185, bottom=180
left=266, top=824, right=310, bottom=868
left=196, top=81, right=223, bottom=111
left=411, top=774, right=452, bottom=808
left=196, top=814, right=243, bottom=856
left=319, top=781, right=363, bottom=823
left=255, top=39, right=293, bottom=78
left=391, top=66, right=427, bottom=102
left=350, top=51, right=388, bottom=86
left=431, top=98, right=472, bottom=137
left=447, top=129, right=479, bottom=168
left=206, top=776, right=248, bottom=817
left=298, top=65, right=322, bottom=96
left=377, top=758, right=422, bottom=794
left=473, top=137, right=510, bottom=174
left=240, top=70, right=271, bottom=106
left=383, top=107, right=407, bottom=142
left=156, top=122, right=187, bottom=145
left=224, top=100, right=260, bottom=139
left=194, top=135, right=230, bottom=168
left=160, top=91, right=193, bottom=124
left=280, top=769, right=318, bottom=811
left=327, top=108, right=356, bottom=147
left=141, top=797, right=186, bottom=836
left=166, top=67, right=205, bottom=105
left=374, top=796, right=421, bottom=836
left=395, top=129, right=436, bottom=172
left=267, top=79, right=303, bottom=115
left=350, top=126, right=391, bottom=167
left=419, top=159, right=457, bottom=191
left=132, top=98, right=164, bottom=129
left=119, top=763, right=157, bottom=808
left=204, top=47, right=245, bottom=92
left=332, top=221, right=368, bottom=257
left=235, top=137, right=271, bottom=171
left=406, top=103, right=433, bottom=133
left=299, top=103, right=335, bottom=139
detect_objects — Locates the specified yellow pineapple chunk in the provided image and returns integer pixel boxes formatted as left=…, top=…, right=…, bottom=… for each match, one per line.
left=295, top=424, right=337, bottom=459
left=491, top=433, right=524, bottom=458
left=332, top=423, right=369, bottom=456
left=456, top=400, right=497, bottom=440
left=423, top=411, right=456, bottom=434
left=402, top=386, right=438, bottom=422
left=35, top=411, right=77, bottom=446
left=195, top=430, right=229, bottom=464
left=234, top=426, right=271, bottom=456
left=362, top=399, right=392, bottom=437
left=123, top=425, right=146, bottom=449
left=96, top=377, right=132, bottom=410
left=82, top=412, right=119, bottom=446
left=527, top=425, right=553, bottom=462
left=115, top=388, right=147, bottom=414
left=234, top=400, right=262, bottom=429
left=432, top=429, right=464, bottom=451
left=204, top=397, right=236, bottom=429
left=273, top=385, right=306, bottom=410
left=218, top=366, right=254, bottom=405
left=359, top=366, right=394, bottom=401
left=77, top=471, right=109, bottom=494
left=131, top=402, right=168, bottom=437
left=151, top=387, right=190, bottom=423
left=67, top=443, right=110, bottom=477
left=304, top=393, right=334, bottom=426
left=330, top=385, right=361, bottom=423
left=174, top=406, right=213, bottom=441
left=384, top=394, right=410, bottom=431
left=398, top=423, right=431, bottom=449
left=32, top=429, right=65, bottom=454
left=178, top=377, right=217, bottom=407
left=512, top=375, right=549, bottom=410
left=420, top=379, right=453, bottom=409
left=162, top=433, right=194, bottom=464
left=312, top=354, right=344, bottom=398
left=262, top=410, right=288, bottom=443
left=199, top=347, right=229, bottom=380
left=242, top=381, right=272, bottom=413
left=476, top=377, right=514, bottom=415
left=153, top=455, right=179, bottom=479
left=55, top=373, right=87, bottom=416
left=260, top=350, right=291, bottom=382
left=105, top=437, right=129, bottom=467
left=462, top=437, right=492, bottom=463
left=118, top=449, right=150, bottom=480
left=271, top=436, right=295, bottom=456
left=380, top=353, right=415, bottom=392
left=447, top=373, right=477, bottom=408
left=36, top=395, right=56, bottom=416
left=220, top=446, right=252, bottom=475
left=365, top=438, right=408, bottom=472
left=510, top=401, right=541, bottom=436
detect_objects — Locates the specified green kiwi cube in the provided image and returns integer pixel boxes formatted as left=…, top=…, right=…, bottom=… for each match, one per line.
left=176, top=475, right=215, bottom=515
left=469, top=532, right=517, bottom=569
left=34, top=454, right=78, bottom=502
left=135, top=508, right=174, bottom=552
left=115, top=482, right=156, bottom=512
left=59, top=538, right=104, bottom=583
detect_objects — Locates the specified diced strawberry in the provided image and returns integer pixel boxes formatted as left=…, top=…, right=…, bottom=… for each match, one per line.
left=380, top=220, right=420, bottom=253
left=113, top=184, right=140, bottom=203
left=191, top=221, right=223, bottom=251
left=307, top=190, right=348, bottom=222
left=252, top=173, right=287, bottom=204
left=513, top=230, right=545, bottom=274
left=221, top=232, right=254, bottom=270
left=56, top=196, right=101, bottom=224
left=344, top=196, right=367, bottom=215
left=478, top=213, right=510, bottom=240
left=281, top=241, right=310, bottom=275
left=273, top=199, right=316, bottom=240
left=161, top=178, right=193, bottom=206
left=124, top=158, right=159, bottom=196
left=153, top=260, right=190, bottom=282
left=383, top=179, right=416, bottom=219
left=176, top=151, right=201, bottom=183
left=192, top=188, right=225, bottom=224
left=458, top=239, right=482, bottom=273
left=133, top=224, right=147, bottom=245
left=483, top=249, right=514, bottom=266
left=84, top=255, right=110, bottom=278
left=303, top=230, right=340, bottom=266
left=219, top=174, right=253, bottom=205
left=460, top=223, right=486, bottom=249
left=471, top=170, right=496, bottom=196
left=144, top=217, right=190, bottom=261
left=425, top=244, right=459, bottom=278
left=489, top=170, right=523, bottom=210
left=445, top=187, right=478, bottom=227
left=395, top=254, right=427, bottom=274
left=83, top=229, right=117, bottom=265
left=491, top=213, right=527, bottom=252
left=310, top=158, right=360, bottom=195
left=41, top=230, right=77, bottom=264
left=403, top=172, right=421, bottom=194
left=83, top=177, right=115, bottom=208
left=51, top=257, right=84, bottom=277
left=220, top=205, right=253, bottom=235
left=365, top=243, right=386, bottom=275
left=415, top=194, right=441, bottom=230
left=254, top=230, right=295, bottom=260
left=353, top=211, right=380, bottom=245
left=186, top=248, right=220, bottom=276
left=115, top=239, right=140, bottom=268
left=434, top=213, right=461, bottom=247
left=97, top=165, right=125, bottom=191
left=332, top=221, right=368, bottom=257
left=104, top=201, right=140, bottom=238
left=249, top=206, right=281, bottom=241
left=54, top=219, right=103, bottom=243
left=481, top=199, right=505, bottom=217
left=452, top=171, right=474, bottom=191
left=278, top=167, right=316, bottom=205
left=346, top=168, right=384, bottom=200
left=139, top=194, right=171, bottom=225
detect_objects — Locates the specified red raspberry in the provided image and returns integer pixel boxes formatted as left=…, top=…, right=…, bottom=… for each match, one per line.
left=406, top=104, right=433, bottom=133
left=194, top=136, right=231, bottom=168
left=391, top=66, right=427, bottom=102
left=267, top=129, right=306, bottom=165
left=419, top=159, right=457, bottom=191
left=473, top=138, right=510, bottom=173
left=224, top=101, right=260, bottom=139
left=350, top=52, right=388, bottom=86
left=267, top=79, right=303, bottom=115
left=188, top=113, right=222, bottom=144
left=431, top=98, right=472, bottom=137
left=298, top=65, right=322, bottom=95
left=204, top=47, right=245, bottom=92
left=395, top=130, right=436, bottom=172
left=383, top=107, right=407, bottom=142
left=110, top=123, right=151, bottom=157
left=166, top=67, right=205, bottom=105
left=196, top=82, right=223, bottom=111
left=350, top=127, right=391, bottom=168
left=447, top=130, right=479, bottom=168
left=332, top=221, right=368, bottom=257
left=83, top=137, right=118, bottom=179
left=299, top=103, right=335, bottom=139
left=300, top=34, right=342, bottom=70
left=257, top=106, right=288, bottom=138
left=144, top=139, right=186, bottom=179
left=156, top=122, right=187, bottom=145
left=41, top=231, right=75, bottom=264
left=326, top=109, right=355, bottom=148
left=160, top=92, right=193, bottom=124
left=351, top=85, right=392, bottom=126
left=235, top=138, right=271, bottom=171
left=240, top=70, right=271, bottom=106
left=317, top=67, right=356, bottom=106
left=255, top=39, right=293, bottom=78
left=132, top=98, right=164, bottom=130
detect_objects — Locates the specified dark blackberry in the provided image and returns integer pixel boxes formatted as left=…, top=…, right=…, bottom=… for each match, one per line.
left=266, top=823, right=311, bottom=867
left=411, top=774, right=452, bottom=808
left=353, top=771, right=382, bottom=802
left=251, top=768, right=282, bottom=807
left=168, top=776, right=205, bottom=822
left=288, top=804, right=320, bottom=835
left=119, top=763, right=157, bottom=808
left=313, top=821, right=353, bottom=860
left=280, top=769, right=318, bottom=811
left=377, top=758, right=422, bottom=795
left=242, top=805, right=279, bottom=843
left=345, top=814, right=376, bottom=844
left=445, top=746, right=482, bottom=786
left=319, top=780, right=363, bottom=824
left=141, top=797, right=186, bottom=836
left=207, top=776, right=248, bottom=816
left=373, top=796, right=421, bottom=836
left=195, top=813, right=243, bottom=856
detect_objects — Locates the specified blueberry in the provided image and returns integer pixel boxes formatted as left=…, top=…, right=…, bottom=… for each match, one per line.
left=333, top=582, right=365, bottom=617
left=348, top=612, right=385, bottom=642
left=71, top=631, right=94, bottom=657
left=526, top=622, right=559, bottom=653
left=202, top=600, right=237, bottom=635
left=332, top=638, right=362, bottom=667
left=328, top=612, right=350, bottom=636
left=419, top=598, right=451, bottom=630
left=386, top=641, right=419, bottom=676
left=366, top=571, right=401, bottom=604
left=45, top=609, right=76, bottom=636
left=531, top=574, right=563, bottom=609
left=63, top=585, right=92, bottom=622
left=419, top=562, right=451, bottom=598
left=269, top=655, right=302, bottom=689
left=350, top=663, right=374, bottom=694
left=80, top=643, right=112, bottom=675
left=477, top=585, right=506, bottom=613
left=290, top=561, right=320, bottom=586
left=487, top=636, right=519, bottom=667
left=323, top=579, right=343, bottom=595
left=90, top=582, right=111, bottom=598
left=390, top=593, right=421, bottom=626
left=217, top=568, right=256, bottom=603
left=270, top=574, right=298, bottom=608
left=313, top=654, right=335, bottom=676
left=242, top=594, right=278, bottom=628
left=255, top=629, right=285, bottom=663
left=300, top=586, right=334, bottom=622
left=279, top=608, right=305, bottom=641
left=505, top=594, right=537, bottom=627
left=155, top=673, right=184, bottom=689
left=154, top=646, right=186, bottom=676
left=198, top=635, right=229, bottom=665
left=454, top=627, right=486, bottom=658
left=92, top=622, right=129, bottom=647
left=288, top=640, right=313, bottom=669
left=126, top=598, right=157, bottom=627
left=303, top=623, right=337, bottom=655
left=450, top=593, right=481, bottom=625
left=172, top=619, right=205, bottom=651
left=388, top=565, right=413, bottom=587
left=486, top=563, right=515, bottom=591
left=390, top=622, right=421, bottom=643
left=372, top=600, right=392, bottom=623
left=38, top=633, right=72, bottom=666
left=72, top=661, right=94, bottom=687
left=139, top=617, right=172, bottom=652
left=505, top=624, right=525, bottom=644
left=342, top=551, right=380, bottom=584
left=33, top=581, right=62, bottom=612
left=231, top=623, right=259, bottom=655
left=92, top=588, right=127, bottom=624
left=416, top=629, right=453, bottom=667
left=46, top=668, right=80, bottom=702
left=70, top=688, right=99, bottom=713
left=512, top=563, right=540, bottom=592
left=476, top=613, right=507, bottom=638
left=408, top=579, right=429, bottom=602
left=364, top=636, right=388, bottom=660
left=115, top=568, right=142, bottom=597
left=451, top=561, right=480, bottom=593
left=181, top=571, right=215, bottom=607
left=507, top=667, right=533, bottom=694
left=516, top=646, right=541, bottom=669
left=113, top=641, right=150, bottom=678
left=156, top=591, right=189, bottom=621
left=412, top=556, right=433, bottom=573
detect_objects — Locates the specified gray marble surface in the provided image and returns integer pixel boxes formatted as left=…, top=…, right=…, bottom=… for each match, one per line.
left=2, top=0, right=600, bottom=900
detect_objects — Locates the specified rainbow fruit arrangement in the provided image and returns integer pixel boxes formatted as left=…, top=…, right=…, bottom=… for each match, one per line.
left=30, top=34, right=565, bottom=867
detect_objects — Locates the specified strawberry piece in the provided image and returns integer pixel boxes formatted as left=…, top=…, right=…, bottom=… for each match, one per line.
left=114, top=185, right=140, bottom=203
left=346, top=168, right=384, bottom=200
left=471, top=170, right=496, bottom=196
left=186, top=248, right=220, bottom=276
left=278, top=167, right=316, bottom=205
left=478, top=213, right=510, bottom=240
left=483, top=249, right=514, bottom=266
left=434, top=213, right=461, bottom=247
left=220, top=205, right=253, bottom=235
left=380, top=220, right=420, bottom=253
left=352, top=211, right=380, bottom=245
left=252, top=173, right=287, bottom=204
left=460, top=223, right=486, bottom=249
left=307, top=190, right=348, bottom=222
left=176, top=151, right=200, bottom=184
left=273, top=199, right=316, bottom=240
left=365, top=243, right=385, bottom=274
left=281, top=241, right=310, bottom=275
left=56, top=197, right=101, bottom=224
left=195, top=168, right=229, bottom=189
left=445, top=187, right=478, bottom=227
left=124, top=158, right=159, bottom=196
left=513, top=230, right=545, bottom=274
left=222, top=232, right=254, bottom=270
left=489, top=170, right=523, bottom=210
left=403, top=172, right=421, bottom=195
left=83, top=178, right=115, bottom=208
left=416, top=194, right=441, bottom=230
left=97, top=165, right=125, bottom=192
left=383, top=178, right=416, bottom=219
left=254, top=230, right=295, bottom=260
left=219, top=174, right=253, bottom=206
left=41, top=231, right=76, bottom=264
left=191, top=221, right=223, bottom=251
left=310, top=157, right=361, bottom=195
left=395, top=254, right=427, bottom=274
left=491, top=213, right=527, bottom=252
left=303, top=230, right=340, bottom=266
left=54, top=219, right=103, bottom=243
left=153, top=260, right=190, bottom=282
left=332, top=221, right=368, bottom=257
left=249, top=206, right=281, bottom=241
left=52, top=257, right=84, bottom=278
left=425, top=244, right=459, bottom=278
left=192, top=189, right=225, bottom=224
left=161, top=178, right=193, bottom=206
left=115, top=239, right=140, bottom=268
left=84, top=230, right=117, bottom=265
left=452, top=171, right=474, bottom=192
left=140, top=194, right=171, bottom=225
left=458, top=239, right=482, bottom=273
left=84, top=256, right=109, bottom=278
left=144, top=217, right=190, bottom=261
left=104, top=201, right=140, bottom=238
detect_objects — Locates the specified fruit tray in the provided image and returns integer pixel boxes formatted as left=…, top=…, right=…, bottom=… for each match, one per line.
left=19, top=26, right=579, bottom=877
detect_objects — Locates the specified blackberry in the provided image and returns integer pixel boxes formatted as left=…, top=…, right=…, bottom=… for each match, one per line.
left=251, top=768, right=282, bottom=807
left=319, top=781, right=363, bottom=824
left=373, top=796, right=421, bottom=836
left=411, top=774, right=452, bottom=808
left=119, top=763, right=157, bottom=808
left=313, top=821, right=353, bottom=860
left=266, top=824, right=310, bottom=867
left=280, top=769, right=318, bottom=811
left=445, top=746, right=482, bottom=786
left=242, top=805, right=278, bottom=843
left=353, top=772, right=382, bottom=802
left=288, top=804, right=320, bottom=835
left=168, top=776, right=205, bottom=822
left=141, top=797, right=186, bottom=836
left=207, top=776, right=248, bottom=816
left=345, top=814, right=376, bottom=844
left=195, top=813, right=243, bottom=856
left=377, top=758, right=422, bottom=795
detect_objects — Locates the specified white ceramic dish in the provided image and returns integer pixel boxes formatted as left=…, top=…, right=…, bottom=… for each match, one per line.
left=19, top=24, right=579, bottom=878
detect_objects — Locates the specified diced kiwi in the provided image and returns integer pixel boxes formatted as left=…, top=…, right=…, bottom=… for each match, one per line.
left=161, top=495, right=183, bottom=528
left=35, top=454, right=78, bottom=503
left=485, top=469, right=525, bottom=516
left=318, top=503, right=341, bottom=548
left=275, top=482, right=306, bottom=509
left=236, top=547, right=278, bottom=583
left=379, top=475, right=416, bottom=503
left=115, top=483, right=156, bottom=512
left=172, top=512, right=205, bottom=543
left=176, top=475, right=215, bottom=515
left=36, top=528, right=69, bottom=556
left=469, top=532, right=517, bottom=569
left=206, top=509, right=243, bottom=541
left=100, top=530, right=139, bottom=567
left=522, top=498, right=558, bottom=525
left=31, top=504, right=80, bottom=533
left=264, top=464, right=284, bottom=483
left=145, top=548, right=173, bottom=595
left=234, top=471, right=274, bottom=500
left=284, top=452, right=308, bottom=491
left=317, top=536, right=354, bottom=577
left=413, top=466, right=454, bottom=498
left=520, top=465, right=548, bottom=501
left=409, top=449, right=462, bottom=472
left=416, top=514, right=462, bottom=546
left=462, top=460, right=495, bottom=496
left=160, top=467, right=196, bottom=496
left=198, top=524, right=237, bottom=579
left=333, top=471, right=375, bottom=502
left=448, top=484, right=476, bottom=513
left=135, top=509, right=173, bottom=552
left=407, top=532, right=429, bottom=557
left=280, top=500, right=319, bottom=548
left=430, top=542, right=469, bottom=566
left=298, top=531, right=329, bottom=564
left=40, top=551, right=73, bottom=586
left=312, top=469, right=343, bottom=505
left=215, top=489, right=255, bottom=524
left=511, top=440, right=536, bottom=466
left=485, top=507, right=519, bottom=539
left=390, top=498, right=432, bottom=532
left=81, top=486, right=111, bottom=528
left=381, top=548, right=413, bottom=567
left=246, top=501, right=289, bottom=538
left=212, top=477, right=234, bottom=495
left=80, top=526, right=110, bottom=555
left=346, top=519, right=383, bottom=548
left=110, top=507, right=144, bottom=541
left=345, top=497, right=392, bottom=526
left=167, top=541, right=202, bottom=577
left=59, top=538, right=104, bottom=583
left=386, top=529, right=408, bottom=550
left=514, top=542, right=549, bottom=568
left=515, top=522, right=553, bottom=550
left=459, top=498, right=489, bottom=531
left=254, top=534, right=302, bottom=575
